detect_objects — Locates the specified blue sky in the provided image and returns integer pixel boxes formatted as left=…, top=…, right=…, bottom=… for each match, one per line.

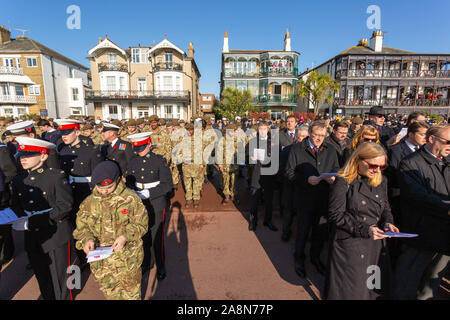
left=2, top=0, right=449, bottom=96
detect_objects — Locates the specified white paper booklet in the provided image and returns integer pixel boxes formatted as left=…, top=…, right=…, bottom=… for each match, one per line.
left=86, top=247, right=114, bottom=263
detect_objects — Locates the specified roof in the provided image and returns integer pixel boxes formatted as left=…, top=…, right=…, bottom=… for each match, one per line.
left=337, top=45, right=414, bottom=55
left=227, top=49, right=300, bottom=55
left=88, top=37, right=126, bottom=56
left=0, top=36, right=88, bottom=70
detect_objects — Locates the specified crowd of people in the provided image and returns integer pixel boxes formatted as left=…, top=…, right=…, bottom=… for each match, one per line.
left=0, top=106, right=448, bottom=300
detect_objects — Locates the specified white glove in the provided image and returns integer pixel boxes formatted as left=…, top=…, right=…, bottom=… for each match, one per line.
left=12, top=219, right=29, bottom=231
left=134, top=189, right=150, bottom=200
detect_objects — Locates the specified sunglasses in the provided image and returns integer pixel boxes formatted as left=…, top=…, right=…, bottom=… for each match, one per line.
left=434, top=135, right=450, bottom=145
left=376, top=115, right=385, bottom=118
left=362, top=137, right=377, bottom=143
left=362, top=159, right=387, bottom=171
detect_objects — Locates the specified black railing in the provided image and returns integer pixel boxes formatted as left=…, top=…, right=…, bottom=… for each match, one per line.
left=337, top=97, right=450, bottom=107
left=153, top=63, right=183, bottom=72
left=86, top=90, right=190, bottom=100
left=337, top=68, right=450, bottom=79
left=98, top=63, right=128, bottom=72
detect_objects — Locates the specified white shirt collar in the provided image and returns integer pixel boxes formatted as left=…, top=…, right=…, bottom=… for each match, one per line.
left=404, top=139, right=419, bottom=152
left=48, top=128, right=56, bottom=133
left=111, top=137, right=118, bottom=146
left=307, top=137, right=315, bottom=149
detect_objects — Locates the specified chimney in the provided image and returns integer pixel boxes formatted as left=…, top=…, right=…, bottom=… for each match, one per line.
left=222, top=30, right=229, bottom=53
left=188, top=42, right=194, bottom=58
left=98, top=37, right=103, bottom=44
left=369, top=30, right=383, bottom=52
left=0, top=25, right=11, bottom=45
left=284, top=30, right=291, bottom=51
left=358, top=38, right=369, bottom=47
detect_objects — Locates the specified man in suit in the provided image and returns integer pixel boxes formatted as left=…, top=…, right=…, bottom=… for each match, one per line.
left=285, top=120, right=340, bottom=278
left=395, top=125, right=450, bottom=300
left=324, top=121, right=350, bottom=167
left=363, top=105, right=396, bottom=147
left=100, top=121, right=133, bottom=176
left=247, top=121, right=279, bottom=232
left=279, top=115, right=298, bottom=148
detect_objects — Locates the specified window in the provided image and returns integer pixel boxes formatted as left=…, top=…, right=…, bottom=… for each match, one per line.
left=138, top=78, right=146, bottom=92
left=3, top=58, right=14, bottom=67
left=69, top=67, right=74, bottom=78
left=15, top=58, right=21, bottom=68
left=71, top=108, right=82, bottom=115
left=109, top=52, right=117, bottom=67
left=165, top=105, right=173, bottom=118
left=26, top=57, right=37, bottom=67
left=119, top=77, right=126, bottom=91
left=15, top=85, right=24, bottom=96
left=163, top=76, right=172, bottom=91
left=29, top=85, right=40, bottom=95
left=4, top=108, right=13, bottom=116
left=109, top=105, right=118, bottom=115
left=176, top=77, right=181, bottom=91
left=203, top=96, right=212, bottom=101
left=165, top=52, right=173, bottom=68
left=0, top=84, right=10, bottom=95
left=18, top=107, right=27, bottom=116
left=132, top=48, right=141, bottom=63
left=72, top=88, right=79, bottom=101
left=106, top=76, right=116, bottom=91
left=174, top=105, right=181, bottom=119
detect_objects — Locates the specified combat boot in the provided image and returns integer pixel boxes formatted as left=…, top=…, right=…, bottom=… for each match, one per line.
left=233, top=196, right=240, bottom=205
left=193, top=200, right=199, bottom=208
left=185, top=200, right=193, bottom=208
left=222, top=195, right=230, bottom=205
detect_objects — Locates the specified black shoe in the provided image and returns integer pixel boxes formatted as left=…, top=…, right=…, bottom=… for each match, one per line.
left=295, top=261, right=306, bottom=278
left=281, top=230, right=291, bottom=242
left=174, top=185, right=178, bottom=192
left=248, top=217, right=257, bottom=231
left=157, top=266, right=166, bottom=280
left=263, top=221, right=278, bottom=232
left=204, top=177, right=209, bottom=184
left=311, top=258, right=326, bottom=276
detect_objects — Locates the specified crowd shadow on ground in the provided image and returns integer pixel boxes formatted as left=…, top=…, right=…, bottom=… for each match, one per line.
left=143, top=201, right=197, bottom=300
left=229, top=168, right=325, bottom=300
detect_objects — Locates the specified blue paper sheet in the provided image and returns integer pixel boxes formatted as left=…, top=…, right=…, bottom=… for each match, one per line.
left=383, top=232, right=418, bottom=238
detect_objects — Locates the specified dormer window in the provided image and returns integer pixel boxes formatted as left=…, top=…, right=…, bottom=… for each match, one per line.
left=132, top=48, right=141, bottom=63
left=165, top=52, right=173, bottom=68
left=109, top=52, right=117, bottom=67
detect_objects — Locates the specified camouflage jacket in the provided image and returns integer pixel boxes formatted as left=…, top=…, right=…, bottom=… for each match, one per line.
left=73, top=181, right=148, bottom=251
left=149, top=127, right=171, bottom=163
left=180, top=134, right=204, bottom=176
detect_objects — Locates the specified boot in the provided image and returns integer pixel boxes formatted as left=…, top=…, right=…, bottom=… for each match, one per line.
left=185, top=200, right=193, bottom=208
left=222, top=195, right=230, bottom=205
left=233, top=196, right=240, bottom=205
left=193, top=200, right=200, bottom=208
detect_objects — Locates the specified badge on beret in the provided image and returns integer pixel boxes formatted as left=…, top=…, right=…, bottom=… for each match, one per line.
left=101, top=178, right=113, bottom=186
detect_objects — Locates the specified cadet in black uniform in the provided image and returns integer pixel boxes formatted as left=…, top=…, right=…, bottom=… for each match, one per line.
left=11, top=137, right=73, bottom=300
left=6, top=120, right=60, bottom=169
left=100, top=121, right=133, bottom=175
left=55, top=119, right=103, bottom=225
left=125, top=132, right=173, bottom=280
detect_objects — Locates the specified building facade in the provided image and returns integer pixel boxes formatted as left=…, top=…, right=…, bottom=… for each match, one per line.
left=86, top=35, right=201, bottom=121
left=298, top=31, right=450, bottom=116
left=220, top=31, right=300, bottom=120
left=0, top=26, right=91, bottom=118
left=200, top=93, right=214, bottom=116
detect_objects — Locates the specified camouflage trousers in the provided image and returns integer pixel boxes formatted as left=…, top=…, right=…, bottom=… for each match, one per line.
left=90, top=244, right=143, bottom=300
left=170, top=161, right=179, bottom=185
left=183, top=176, right=203, bottom=201
left=221, top=166, right=239, bottom=198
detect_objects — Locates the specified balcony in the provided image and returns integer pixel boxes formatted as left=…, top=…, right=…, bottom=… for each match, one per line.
left=0, top=95, right=37, bottom=104
left=154, top=63, right=183, bottom=72
left=253, top=94, right=297, bottom=104
left=98, top=63, right=128, bottom=72
left=86, top=90, right=190, bottom=101
left=0, top=66, right=24, bottom=76
left=224, top=68, right=298, bottom=78
left=336, top=97, right=450, bottom=107
left=336, top=69, right=450, bottom=79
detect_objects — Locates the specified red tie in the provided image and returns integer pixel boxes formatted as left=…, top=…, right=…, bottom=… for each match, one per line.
left=313, top=146, right=318, bottom=156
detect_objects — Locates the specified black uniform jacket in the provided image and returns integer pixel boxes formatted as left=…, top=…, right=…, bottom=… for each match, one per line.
left=285, top=138, right=340, bottom=206
left=398, top=147, right=450, bottom=254
left=0, top=144, right=17, bottom=184
left=11, top=165, right=73, bottom=253
left=101, top=138, right=133, bottom=175
left=385, top=140, right=414, bottom=194
left=125, top=151, right=173, bottom=202
left=57, top=140, right=103, bottom=178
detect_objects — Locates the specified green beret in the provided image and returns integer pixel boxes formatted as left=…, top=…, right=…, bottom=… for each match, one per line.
left=127, top=119, right=137, bottom=127
left=149, top=115, right=159, bottom=122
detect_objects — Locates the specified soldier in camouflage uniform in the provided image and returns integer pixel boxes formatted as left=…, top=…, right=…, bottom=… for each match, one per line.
left=136, top=118, right=146, bottom=132
left=166, top=120, right=181, bottom=190
left=120, top=119, right=139, bottom=142
left=0, top=117, right=6, bottom=139
left=73, top=161, right=148, bottom=300
left=217, top=123, right=240, bottom=204
left=83, top=123, right=104, bottom=146
left=180, top=123, right=204, bottom=208
left=147, top=115, right=171, bottom=164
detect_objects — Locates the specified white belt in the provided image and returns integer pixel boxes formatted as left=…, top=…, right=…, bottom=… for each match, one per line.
left=135, top=181, right=160, bottom=189
left=24, top=208, right=53, bottom=216
left=69, top=175, right=92, bottom=183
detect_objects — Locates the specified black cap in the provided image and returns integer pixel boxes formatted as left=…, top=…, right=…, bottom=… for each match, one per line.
left=91, top=161, right=120, bottom=186
left=367, top=105, right=385, bottom=116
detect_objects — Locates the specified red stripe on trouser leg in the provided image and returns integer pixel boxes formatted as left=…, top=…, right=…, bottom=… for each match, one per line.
left=162, top=208, right=165, bottom=264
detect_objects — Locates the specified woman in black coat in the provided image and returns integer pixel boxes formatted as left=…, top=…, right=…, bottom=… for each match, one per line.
left=325, top=142, right=400, bottom=300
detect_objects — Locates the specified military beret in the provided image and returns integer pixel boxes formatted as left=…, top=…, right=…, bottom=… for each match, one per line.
left=225, top=123, right=236, bottom=130
left=178, top=120, right=185, bottom=124
left=159, top=118, right=166, bottom=125
left=82, top=123, right=94, bottom=130
left=0, top=116, right=5, bottom=121
left=91, top=161, right=120, bottom=187
left=149, top=115, right=159, bottom=122
left=127, top=119, right=137, bottom=127
left=351, top=117, right=363, bottom=125
left=185, top=123, right=194, bottom=130
left=111, top=119, right=122, bottom=127
left=136, top=118, right=144, bottom=125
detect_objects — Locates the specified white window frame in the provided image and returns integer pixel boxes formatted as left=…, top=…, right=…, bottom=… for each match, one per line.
left=132, top=48, right=141, bottom=63
left=137, top=78, right=146, bottom=93
left=109, top=52, right=117, bottom=67
left=15, top=57, right=21, bottom=68
left=29, top=85, right=41, bottom=95
left=26, top=57, right=38, bottom=67
left=72, top=88, right=79, bottom=101
left=3, top=57, right=14, bottom=67
left=71, top=107, right=82, bottom=115
left=15, top=85, right=24, bottom=96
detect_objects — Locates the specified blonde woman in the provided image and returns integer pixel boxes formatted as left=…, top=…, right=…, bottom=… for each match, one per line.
left=342, top=125, right=381, bottom=165
left=325, top=142, right=399, bottom=300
